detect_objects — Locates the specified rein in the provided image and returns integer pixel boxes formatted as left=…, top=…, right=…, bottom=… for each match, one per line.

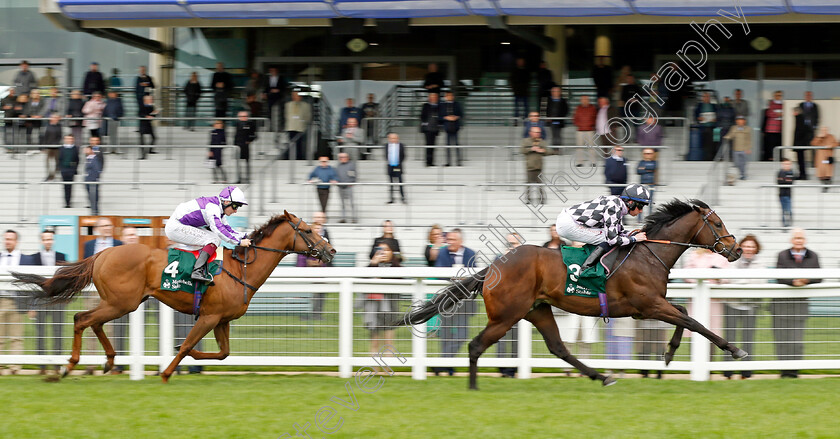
left=222, top=217, right=326, bottom=304
left=638, top=208, right=737, bottom=271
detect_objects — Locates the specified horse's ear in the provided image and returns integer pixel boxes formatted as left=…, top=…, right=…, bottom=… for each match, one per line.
left=283, top=210, right=292, bottom=221
left=692, top=205, right=703, bottom=214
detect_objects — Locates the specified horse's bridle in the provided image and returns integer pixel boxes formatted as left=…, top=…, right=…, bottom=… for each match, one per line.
left=222, top=217, right=330, bottom=302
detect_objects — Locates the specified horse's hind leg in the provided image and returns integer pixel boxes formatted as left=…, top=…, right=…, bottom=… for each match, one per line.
left=187, top=322, right=231, bottom=360
left=468, top=319, right=518, bottom=390
left=91, top=323, right=117, bottom=374
left=63, top=303, right=126, bottom=378
left=525, top=303, right=615, bottom=386
left=663, top=304, right=687, bottom=365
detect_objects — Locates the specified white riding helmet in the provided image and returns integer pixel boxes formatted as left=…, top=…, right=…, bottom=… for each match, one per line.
left=219, top=186, right=248, bottom=206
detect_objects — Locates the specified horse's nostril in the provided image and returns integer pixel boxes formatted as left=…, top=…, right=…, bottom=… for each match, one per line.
left=330, top=249, right=337, bottom=255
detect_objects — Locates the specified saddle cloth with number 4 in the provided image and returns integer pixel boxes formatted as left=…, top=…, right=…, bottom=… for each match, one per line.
left=160, top=248, right=222, bottom=294
left=561, top=245, right=607, bottom=298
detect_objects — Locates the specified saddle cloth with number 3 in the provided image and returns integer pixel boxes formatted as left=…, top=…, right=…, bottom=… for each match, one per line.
left=160, top=248, right=222, bottom=294
left=560, top=245, right=607, bottom=298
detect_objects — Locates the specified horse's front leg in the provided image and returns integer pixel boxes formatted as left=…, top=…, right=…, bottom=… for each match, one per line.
left=187, top=322, right=231, bottom=360
left=161, top=314, right=221, bottom=383
left=646, top=299, right=746, bottom=360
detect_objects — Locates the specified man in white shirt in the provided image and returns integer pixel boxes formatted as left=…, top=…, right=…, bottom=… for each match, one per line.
left=26, top=229, right=67, bottom=374
left=0, top=230, right=25, bottom=375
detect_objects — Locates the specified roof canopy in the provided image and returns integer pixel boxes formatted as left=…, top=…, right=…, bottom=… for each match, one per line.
left=54, top=0, right=840, bottom=20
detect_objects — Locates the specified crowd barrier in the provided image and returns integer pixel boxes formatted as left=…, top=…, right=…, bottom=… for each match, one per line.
left=0, top=267, right=838, bottom=382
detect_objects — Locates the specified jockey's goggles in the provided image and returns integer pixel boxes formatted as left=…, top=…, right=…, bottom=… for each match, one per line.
left=228, top=202, right=245, bottom=210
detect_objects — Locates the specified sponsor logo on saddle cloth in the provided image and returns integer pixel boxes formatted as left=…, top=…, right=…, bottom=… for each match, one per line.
left=561, top=245, right=607, bottom=298
left=160, top=248, right=222, bottom=294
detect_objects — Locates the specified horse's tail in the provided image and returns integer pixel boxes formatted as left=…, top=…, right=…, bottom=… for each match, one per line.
left=11, top=253, right=101, bottom=306
left=391, top=268, right=488, bottom=327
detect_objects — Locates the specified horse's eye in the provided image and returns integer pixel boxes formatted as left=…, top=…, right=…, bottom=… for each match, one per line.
left=716, top=222, right=722, bottom=228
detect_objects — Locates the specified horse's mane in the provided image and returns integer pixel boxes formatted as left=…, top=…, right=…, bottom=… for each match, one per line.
left=249, top=214, right=289, bottom=245
left=641, top=199, right=709, bottom=237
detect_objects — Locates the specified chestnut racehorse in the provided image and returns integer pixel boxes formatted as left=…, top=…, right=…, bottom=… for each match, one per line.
left=395, top=199, right=744, bottom=389
left=13, top=211, right=334, bottom=382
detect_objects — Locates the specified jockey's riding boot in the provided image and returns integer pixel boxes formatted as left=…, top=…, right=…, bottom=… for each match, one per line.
left=581, top=244, right=610, bottom=273
left=191, top=251, right=213, bottom=283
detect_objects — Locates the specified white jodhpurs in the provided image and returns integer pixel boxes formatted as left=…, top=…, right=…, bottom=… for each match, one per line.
left=165, top=216, right=221, bottom=251
left=555, top=211, right=607, bottom=246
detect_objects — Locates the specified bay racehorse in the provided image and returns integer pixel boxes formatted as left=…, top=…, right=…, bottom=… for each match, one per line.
left=13, top=211, right=334, bottom=382
left=394, top=199, right=744, bottom=389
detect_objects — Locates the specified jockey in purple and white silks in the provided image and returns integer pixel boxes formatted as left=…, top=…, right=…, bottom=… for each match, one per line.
left=165, top=185, right=252, bottom=282
left=555, top=183, right=651, bottom=273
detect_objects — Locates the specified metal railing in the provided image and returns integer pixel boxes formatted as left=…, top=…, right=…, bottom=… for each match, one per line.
left=1, top=267, right=839, bottom=382
left=758, top=184, right=840, bottom=228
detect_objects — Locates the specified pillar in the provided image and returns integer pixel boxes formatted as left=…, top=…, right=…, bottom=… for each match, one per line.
left=543, top=25, right=567, bottom=87
left=149, top=27, right=175, bottom=117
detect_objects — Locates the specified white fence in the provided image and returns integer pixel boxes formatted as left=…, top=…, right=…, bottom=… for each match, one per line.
left=1, top=267, right=839, bottom=381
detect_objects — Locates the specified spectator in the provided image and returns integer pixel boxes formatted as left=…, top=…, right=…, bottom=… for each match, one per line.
left=43, top=87, right=64, bottom=117
left=799, top=91, right=819, bottom=146
left=694, top=92, right=719, bottom=161
left=82, top=91, right=106, bottom=139
left=811, top=126, right=836, bottom=192
left=243, top=93, right=263, bottom=120
left=423, top=224, right=445, bottom=266
left=25, top=229, right=67, bottom=375
left=0, top=230, right=25, bottom=375
left=335, top=152, right=357, bottom=223
left=10, top=94, right=28, bottom=145
left=717, top=96, right=736, bottom=142
left=121, top=226, right=139, bottom=245
left=211, top=62, right=234, bottom=117
left=13, top=60, right=38, bottom=96
left=592, top=56, right=614, bottom=98
left=66, top=90, right=85, bottom=144
left=183, top=72, right=203, bottom=131
left=138, top=95, right=158, bottom=159
left=39, top=67, right=58, bottom=88
left=369, top=220, right=402, bottom=263
left=604, top=145, right=627, bottom=196
left=337, top=98, right=363, bottom=136
left=536, top=61, right=555, bottom=110
left=365, top=241, right=400, bottom=355
left=422, top=63, right=445, bottom=96
left=774, top=228, right=821, bottom=378
left=233, top=111, right=258, bottom=184
left=308, top=156, right=338, bottom=213
left=724, top=115, right=752, bottom=181
left=1, top=89, right=17, bottom=145
left=23, top=89, right=45, bottom=144
left=41, top=113, right=63, bottom=181
left=545, top=86, right=569, bottom=146
left=420, top=93, right=441, bottom=167
left=521, top=126, right=556, bottom=204
left=441, top=91, right=463, bottom=167
left=792, top=108, right=810, bottom=180
left=761, top=90, right=784, bottom=161
left=510, top=57, right=531, bottom=119
left=724, top=234, right=763, bottom=380
left=777, top=158, right=795, bottom=227
left=636, top=148, right=657, bottom=221
left=434, top=228, right=477, bottom=376
left=360, top=93, right=379, bottom=147
left=542, top=224, right=566, bottom=250
left=108, top=68, right=121, bottom=89
left=312, top=211, right=331, bottom=244
left=89, top=135, right=104, bottom=170
left=337, top=117, right=365, bottom=159
left=573, top=95, right=597, bottom=164
left=58, top=135, right=79, bottom=208
left=243, top=70, right=262, bottom=102
left=263, top=67, right=286, bottom=132
left=101, top=91, right=124, bottom=146
left=284, top=91, right=311, bottom=160
left=732, top=88, right=749, bottom=119
left=385, top=132, right=407, bottom=204
left=605, top=317, right=635, bottom=378
left=618, top=74, right=641, bottom=112
left=595, top=96, right=618, bottom=146
left=497, top=233, right=524, bottom=377
left=84, top=144, right=103, bottom=215
left=134, top=66, right=155, bottom=115
left=82, top=62, right=105, bottom=98
left=636, top=116, right=663, bottom=148
left=522, top=111, right=546, bottom=139
left=209, top=120, right=227, bottom=184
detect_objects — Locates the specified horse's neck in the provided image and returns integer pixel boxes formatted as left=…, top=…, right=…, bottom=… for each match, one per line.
left=223, top=248, right=286, bottom=302
left=649, top=213, right=702, bottom=269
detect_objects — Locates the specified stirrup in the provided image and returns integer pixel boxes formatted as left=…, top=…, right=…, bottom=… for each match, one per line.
left=191, top=268, right=212, bottom=283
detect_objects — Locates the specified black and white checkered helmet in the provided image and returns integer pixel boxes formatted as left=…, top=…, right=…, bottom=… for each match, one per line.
left=620, top=184, right=651, bottom=204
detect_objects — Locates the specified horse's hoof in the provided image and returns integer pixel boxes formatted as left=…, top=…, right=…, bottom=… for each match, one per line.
left=663, top=352, right=674, bottom=366
left=59, top=366, right=69, bottom=378
left=161, top=374, right=170, bottom=384
left=102, top=362, right=112, bottom=375
left=603, top=375, right=617, bottom=387
left=732, top=348, right=748, bottom=360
